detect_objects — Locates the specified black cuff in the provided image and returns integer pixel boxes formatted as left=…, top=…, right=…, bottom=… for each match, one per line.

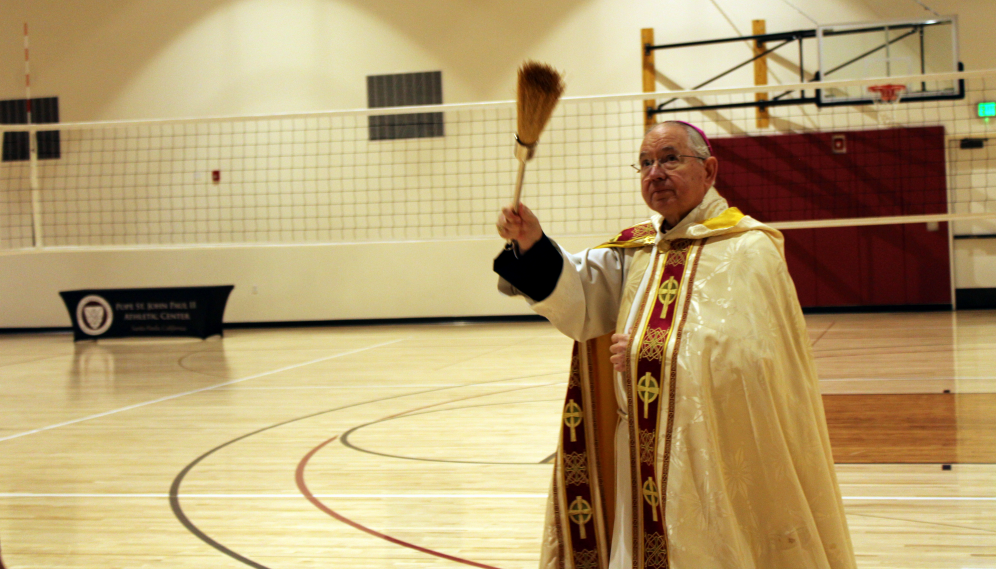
left=493, top=234, right=564, bottom=302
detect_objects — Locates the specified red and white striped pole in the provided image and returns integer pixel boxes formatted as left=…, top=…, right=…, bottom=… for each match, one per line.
left=25, top=22, right=43, bottom=247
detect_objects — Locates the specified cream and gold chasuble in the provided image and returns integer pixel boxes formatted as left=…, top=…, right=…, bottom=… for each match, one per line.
left=525, top=189, right=856, bottom=569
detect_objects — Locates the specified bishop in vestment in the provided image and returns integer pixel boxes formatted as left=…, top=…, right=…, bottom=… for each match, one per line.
left=494, top=121, right=856, bottom=569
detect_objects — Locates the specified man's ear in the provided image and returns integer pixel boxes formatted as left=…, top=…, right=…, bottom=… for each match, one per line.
left=703, top=156, right=719, bottom=187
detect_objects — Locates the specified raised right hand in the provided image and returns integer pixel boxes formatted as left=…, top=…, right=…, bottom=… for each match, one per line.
left=496, top=203, right=543, bottom=253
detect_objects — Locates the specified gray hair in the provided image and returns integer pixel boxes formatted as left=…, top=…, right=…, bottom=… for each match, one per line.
left=655, top=120, right=711, bottom=158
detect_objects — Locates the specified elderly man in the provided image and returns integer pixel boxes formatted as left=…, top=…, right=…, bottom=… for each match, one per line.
left=494, top=121, right=856, bottom=569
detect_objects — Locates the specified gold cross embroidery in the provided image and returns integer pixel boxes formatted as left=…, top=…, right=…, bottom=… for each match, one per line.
left=564, top=400, right=583, bottom=442
left=568, top=496, right=593, bottom=539
left=642, top=477, right=660, bottom=522
left=636, top=372, right=660, bottom=419
left=657, top=276, right=678, bottom=310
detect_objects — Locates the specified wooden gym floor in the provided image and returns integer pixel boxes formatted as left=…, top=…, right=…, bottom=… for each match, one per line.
left=0, top=311, right=994, bottom=568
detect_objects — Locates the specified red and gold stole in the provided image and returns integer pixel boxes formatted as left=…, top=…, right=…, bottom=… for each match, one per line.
left=553, top=337, right=616, bottom=569
left=550, top=222, right=706, bottom=569
left=625, top=237, right=704, bottom=569
left=550, top=222, right=657, bottom=569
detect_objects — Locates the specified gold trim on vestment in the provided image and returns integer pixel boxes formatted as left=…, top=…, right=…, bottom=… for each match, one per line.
left=597, top=221, right=658, bottom=249
left=551, top=463, right=568, bottom=569
left=625, top=238, right=699, bottom=569
left=700, top=207, right=744, bottom=229
left=624, top=246, right=664, bottom=569
left=553, top=338, right=616, bottom=569
left=595, top=208, right=744, bottom=251
left=657, top=238, right=706, bottom=569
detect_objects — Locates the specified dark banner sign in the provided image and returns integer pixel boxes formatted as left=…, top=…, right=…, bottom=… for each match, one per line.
left=59, top=286, right=234, bottom=341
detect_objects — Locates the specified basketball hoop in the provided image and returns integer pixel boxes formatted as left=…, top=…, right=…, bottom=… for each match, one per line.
left=868, top=84, right=906, bottom=125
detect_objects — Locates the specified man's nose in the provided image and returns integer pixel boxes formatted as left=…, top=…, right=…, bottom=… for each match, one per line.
left=645, top=161, right=669, bottom=178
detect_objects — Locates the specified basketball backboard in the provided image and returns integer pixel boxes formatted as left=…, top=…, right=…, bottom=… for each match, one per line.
left=817, top=17, right=960, bottom=105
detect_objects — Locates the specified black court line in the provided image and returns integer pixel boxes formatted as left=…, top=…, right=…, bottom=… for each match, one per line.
left=168, top=370, right=566, bottom=568
left=176, top=350, right=233, bottom=379
left=810, top=320, right=835, bottom=347
left=813, top=345, right=959, bottom=359
left=0, top=353, right=71, bottom=369
left=812, top=340, right=960, bottom=353
left=339, top=395, right=563, bottom=465
left=848, top=512, right=996, bottom=535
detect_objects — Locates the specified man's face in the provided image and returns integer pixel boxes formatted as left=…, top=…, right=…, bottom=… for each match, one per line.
left=638, top=124, right=718, bottom=225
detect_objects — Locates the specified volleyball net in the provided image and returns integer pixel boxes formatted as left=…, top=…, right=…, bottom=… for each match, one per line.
left=2, top=68, right=996, bottom=250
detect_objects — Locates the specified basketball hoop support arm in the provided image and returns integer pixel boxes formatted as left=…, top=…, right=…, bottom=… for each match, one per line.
left=646, top=20, right=962, bottom=117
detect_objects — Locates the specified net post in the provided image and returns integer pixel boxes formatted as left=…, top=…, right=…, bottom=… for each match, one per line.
left=25, top=22, right=43, bottom=247
left=753, top=19, right=769, bottom=128
left=29, top=123, right=42, bottom=248
left=642, top=28, right=656, bottom=131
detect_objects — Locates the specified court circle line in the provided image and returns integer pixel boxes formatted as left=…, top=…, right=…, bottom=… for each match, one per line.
left=169, top=370, right=565, bottom=568
left=340, top=397, right=562, bottom=465
left=290, top=381, right=570, bottom=567
left=296, top=435, right=503, bottom=569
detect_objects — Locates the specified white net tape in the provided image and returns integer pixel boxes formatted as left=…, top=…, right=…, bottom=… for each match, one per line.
left=2, top=69, right=996, bottom=250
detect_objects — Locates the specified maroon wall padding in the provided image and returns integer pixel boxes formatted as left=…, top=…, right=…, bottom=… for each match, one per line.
left=712, top=126, right=950, bottom=308
left=783, top=228, right=817, bottom=306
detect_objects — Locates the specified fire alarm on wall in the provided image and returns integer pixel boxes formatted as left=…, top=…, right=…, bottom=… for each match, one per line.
left=831, top=134, right=846, bottom=154
left=212, top=170, right=220, bottom=183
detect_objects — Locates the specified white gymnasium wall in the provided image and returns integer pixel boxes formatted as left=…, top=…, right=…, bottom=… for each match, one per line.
left=1, top=0, right=995, bottom=327
left=0, top=235, right=598, bottom=327
left=1, top=0, right=993, bottom=122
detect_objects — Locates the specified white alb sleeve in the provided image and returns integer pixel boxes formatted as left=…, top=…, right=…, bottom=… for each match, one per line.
left=529, top=241, right=627, bottom=342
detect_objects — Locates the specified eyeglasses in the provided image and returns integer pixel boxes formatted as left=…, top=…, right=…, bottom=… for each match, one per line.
left=631, top=153, right=706, bottom=175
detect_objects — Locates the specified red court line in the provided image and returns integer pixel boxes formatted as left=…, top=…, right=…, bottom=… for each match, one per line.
left=295, top=435, right=504, bottom=569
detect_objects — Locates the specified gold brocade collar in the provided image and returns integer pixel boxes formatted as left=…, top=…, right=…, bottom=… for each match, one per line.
left=597, top=188, right=748, bottom=249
